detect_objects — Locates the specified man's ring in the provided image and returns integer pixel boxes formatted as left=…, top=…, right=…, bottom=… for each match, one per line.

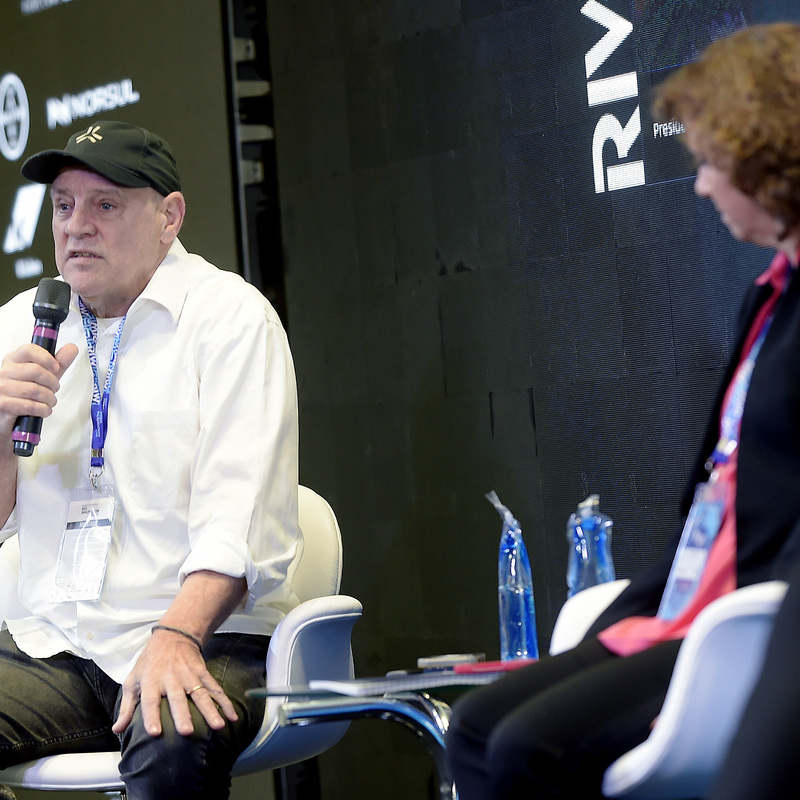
left=188, top=684, right=203, bottom=695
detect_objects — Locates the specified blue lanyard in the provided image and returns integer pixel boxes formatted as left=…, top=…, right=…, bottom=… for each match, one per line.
left=79, top=299, right=126, bottom=489
left=710, top=313, right=774, bottom=466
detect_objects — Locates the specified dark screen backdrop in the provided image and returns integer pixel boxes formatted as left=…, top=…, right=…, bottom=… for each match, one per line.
left=4, top=2, right=800, bottom=798
left=0, top=0, right=239, bottom=301
left=267, top=1, right=800, bottom=797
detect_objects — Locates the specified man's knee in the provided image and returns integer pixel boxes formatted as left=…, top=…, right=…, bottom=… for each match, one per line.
left=119, top=701, right=238, bottom=800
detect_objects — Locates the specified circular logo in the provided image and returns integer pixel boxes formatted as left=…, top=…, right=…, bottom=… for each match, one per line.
left=0, top=73, right=31, bottom=162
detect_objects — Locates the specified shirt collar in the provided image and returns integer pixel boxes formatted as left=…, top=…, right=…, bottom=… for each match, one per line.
left=127, top=238, right=192, bottom=324
left=755, top=248, right=795, bottom=292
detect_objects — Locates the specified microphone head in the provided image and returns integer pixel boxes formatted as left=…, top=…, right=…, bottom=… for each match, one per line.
left=32, top=278, right=71, bottom=325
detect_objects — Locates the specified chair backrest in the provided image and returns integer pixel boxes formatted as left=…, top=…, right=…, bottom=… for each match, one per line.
left=286, top=485, right=344, bottom=602
left=549, top=579, right=630, bottom=655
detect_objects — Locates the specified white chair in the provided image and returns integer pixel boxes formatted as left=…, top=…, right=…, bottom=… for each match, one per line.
left=549, top=579, right=630, bottom=656
left=548, top=578, right=788, bottom=799
left=0, top=484, right=362, bottom=797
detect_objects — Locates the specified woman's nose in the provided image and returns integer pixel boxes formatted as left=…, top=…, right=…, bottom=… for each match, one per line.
left=694, top=165, right=710, bottom=198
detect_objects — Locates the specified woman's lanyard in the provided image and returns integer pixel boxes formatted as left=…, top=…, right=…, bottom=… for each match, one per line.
left=658, top=296, right=777, bottom=621
left=708, top=313, right=774, bottom=468
left=79, top=298, right=126, bottom=489
left=710, top=250, right=795, bottom=468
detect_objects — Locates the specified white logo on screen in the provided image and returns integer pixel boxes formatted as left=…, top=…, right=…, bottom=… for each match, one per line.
left=46, top=79, right=141, bottom=130
left=0, top=73, right=31, bottom=162
left=21, top=0, right=75, bottom=15
left=582, top=1, right=645, bottom=193
left=3, top=183, right=47, bottom=254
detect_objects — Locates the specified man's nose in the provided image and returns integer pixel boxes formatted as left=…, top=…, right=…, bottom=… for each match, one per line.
left=64, top=205, right=94, bottom=237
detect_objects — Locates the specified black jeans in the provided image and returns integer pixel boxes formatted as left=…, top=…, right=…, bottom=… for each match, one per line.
left=445, top=637, right=682, bottom=800
left=0, top=629, right=268, bottom=800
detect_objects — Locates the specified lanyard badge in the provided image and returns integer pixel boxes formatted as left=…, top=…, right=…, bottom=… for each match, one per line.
left=50, top=486, right=116, bottom=603
left=50, top=301, right=126, bottom=603
left=657, top=475, right=728, bottom=621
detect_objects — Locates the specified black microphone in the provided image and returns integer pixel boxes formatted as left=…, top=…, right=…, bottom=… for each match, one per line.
left=11, top=278, right=72, bottom=457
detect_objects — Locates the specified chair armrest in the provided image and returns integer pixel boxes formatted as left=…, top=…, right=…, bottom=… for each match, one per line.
left=266, top=594, right=363, bottom=688
left=549, top=579, right=630, bottom=655
left=234, top=594, right=362, bottom=771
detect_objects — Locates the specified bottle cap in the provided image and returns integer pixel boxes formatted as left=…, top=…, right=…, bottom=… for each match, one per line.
left=577, top=494, right=600, bottom=516
left=486, top=490, right=519, bottom=529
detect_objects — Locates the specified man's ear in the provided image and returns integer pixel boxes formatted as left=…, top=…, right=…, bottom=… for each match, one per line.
left=160, top=191, right=186, bottom=243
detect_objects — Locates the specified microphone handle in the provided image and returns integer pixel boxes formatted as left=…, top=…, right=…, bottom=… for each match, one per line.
left=12, top=321, right=61, bottom=457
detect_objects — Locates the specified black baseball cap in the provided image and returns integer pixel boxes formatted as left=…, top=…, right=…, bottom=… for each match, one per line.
left=21, top=120, right=181, bottom=196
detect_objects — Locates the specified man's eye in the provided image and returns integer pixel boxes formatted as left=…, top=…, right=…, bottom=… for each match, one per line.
left=100, top=202, right=114, bottom=211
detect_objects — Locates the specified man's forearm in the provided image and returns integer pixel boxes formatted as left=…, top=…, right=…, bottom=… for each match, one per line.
left=155, top=569, right=249, bottom=644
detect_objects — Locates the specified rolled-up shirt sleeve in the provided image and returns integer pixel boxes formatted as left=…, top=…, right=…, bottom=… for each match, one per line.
left=177, top=297, right=300, bottom=615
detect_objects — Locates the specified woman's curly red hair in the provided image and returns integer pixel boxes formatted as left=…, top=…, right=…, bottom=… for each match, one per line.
left=656, top=23, right=800, bottom=230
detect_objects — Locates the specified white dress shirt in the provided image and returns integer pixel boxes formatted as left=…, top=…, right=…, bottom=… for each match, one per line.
left=0, top=239, right=300, bottom=683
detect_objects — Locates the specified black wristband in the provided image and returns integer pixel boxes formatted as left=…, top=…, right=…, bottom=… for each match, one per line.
left=151, top=623, right=204, bottom=650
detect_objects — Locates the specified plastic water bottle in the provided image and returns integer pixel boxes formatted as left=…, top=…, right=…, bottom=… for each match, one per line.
left=487, top=491, right=539, bottom=661
left=566, top=494, right=615, bottom=598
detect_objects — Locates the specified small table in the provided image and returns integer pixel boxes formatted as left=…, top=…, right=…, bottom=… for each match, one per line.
left=250, top=670, right=503, bottom=800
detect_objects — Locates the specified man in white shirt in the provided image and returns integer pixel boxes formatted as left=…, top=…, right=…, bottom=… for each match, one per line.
left=0, top=120, right=300, bottom=800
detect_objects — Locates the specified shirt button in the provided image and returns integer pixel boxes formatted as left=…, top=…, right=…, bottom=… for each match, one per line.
left=85, top=631, right=95, bottom=640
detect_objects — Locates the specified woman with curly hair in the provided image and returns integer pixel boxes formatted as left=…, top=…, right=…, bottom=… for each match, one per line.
left=445, top=22, right=800, bottom=800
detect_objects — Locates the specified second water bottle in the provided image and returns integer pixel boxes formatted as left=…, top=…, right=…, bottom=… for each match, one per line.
left=566, top=494, right=615, bottom=598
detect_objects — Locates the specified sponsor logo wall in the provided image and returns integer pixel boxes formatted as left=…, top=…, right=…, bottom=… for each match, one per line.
left=2, top=71, right=141, bottom=281
left=0, top=0, right=239, bottom=302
